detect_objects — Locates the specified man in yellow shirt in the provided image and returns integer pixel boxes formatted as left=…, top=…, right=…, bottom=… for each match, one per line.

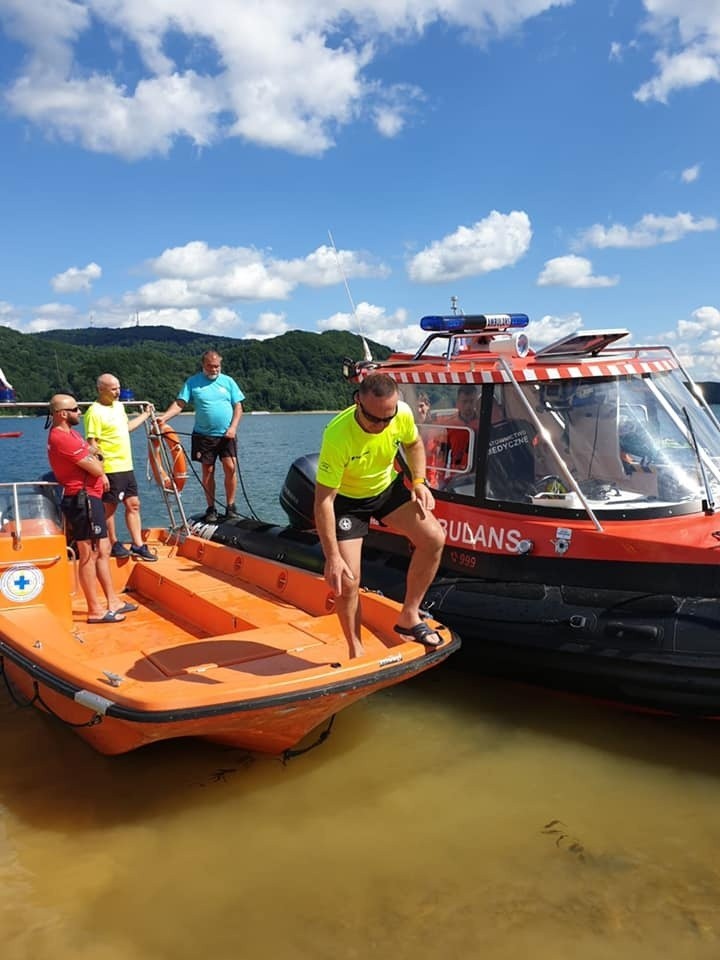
left=314, top=373, right=446, bottom=658
left=84, top=373, right=156, bottom=561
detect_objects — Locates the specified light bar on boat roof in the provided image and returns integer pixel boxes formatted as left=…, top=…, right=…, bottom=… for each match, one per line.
left=420, top=313, right=529, bottom=333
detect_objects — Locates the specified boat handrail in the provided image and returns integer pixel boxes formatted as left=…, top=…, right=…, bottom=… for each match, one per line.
left=144, top=412, right=192, bottom=537
left=0, top=399, right=156, bottom=410
left=495, top=357, right=605, bottom=532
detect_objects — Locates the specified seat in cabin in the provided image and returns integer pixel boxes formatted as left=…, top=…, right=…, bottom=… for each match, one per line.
left=564, top=401, right=658, bottom=497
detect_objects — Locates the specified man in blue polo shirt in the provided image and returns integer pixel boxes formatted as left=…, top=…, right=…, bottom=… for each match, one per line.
left=158, top=350, right=245, bottom=522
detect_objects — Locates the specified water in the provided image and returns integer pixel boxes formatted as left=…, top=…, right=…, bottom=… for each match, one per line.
left=0, top=412, right=332, bottom=529
left=3, top=414, right=720, bottom=958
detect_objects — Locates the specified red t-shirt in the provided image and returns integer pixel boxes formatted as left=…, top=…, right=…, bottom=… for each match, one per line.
left=47, top=427, right=103, bottom=497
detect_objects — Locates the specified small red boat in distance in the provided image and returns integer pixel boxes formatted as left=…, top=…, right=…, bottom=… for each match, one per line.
left=0, top=432, right=22, bottom=439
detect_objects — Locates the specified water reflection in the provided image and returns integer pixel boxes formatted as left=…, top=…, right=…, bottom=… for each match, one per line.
left=2, top=667, right=720, bottom=959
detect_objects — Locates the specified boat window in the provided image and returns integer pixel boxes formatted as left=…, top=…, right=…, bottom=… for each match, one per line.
left=0, top=482, right=64, bottom=536
left=401, top=383, right=479, bottom=492
left=484, top=387, right=540, bottom=502
left=482, top=373, right=720, bottom=512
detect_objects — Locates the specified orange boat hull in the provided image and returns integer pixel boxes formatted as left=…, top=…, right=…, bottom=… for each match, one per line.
left=0, top=526, right=459, bottom=755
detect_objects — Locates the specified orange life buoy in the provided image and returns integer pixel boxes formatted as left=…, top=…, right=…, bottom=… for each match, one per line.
left=148, top=426, right=188, bottom=492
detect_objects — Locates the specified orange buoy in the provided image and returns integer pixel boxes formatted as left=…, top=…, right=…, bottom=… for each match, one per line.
left=148, top=426, right=188, bottom=492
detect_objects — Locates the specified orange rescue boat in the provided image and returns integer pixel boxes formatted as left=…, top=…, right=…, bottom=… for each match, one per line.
left=0, top=482, right=459, bottom=755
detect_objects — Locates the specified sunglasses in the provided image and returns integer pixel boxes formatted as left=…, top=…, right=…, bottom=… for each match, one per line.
left=60, top=406, right=80, bottom=412
left=356, top=397, right=397, bottom=425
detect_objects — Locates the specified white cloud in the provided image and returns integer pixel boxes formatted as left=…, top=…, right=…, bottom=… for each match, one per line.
left=681, top=163, right=701, bottom=182
left=136, top=240, right=386, bottom=309
left=691, top=305, right=720, bottom=328
left=576, top=212, right=717, bottom=249
left=537, top=254, right=618, bottom=288
left=51, top=261, right=102, bottom=293
left=0, top=0, right=572, bottom=159
left=274, top=244, right=389, bottom=287
left=634, top=1, right=720, bottom=103
left=23, top=301, right=83, bottom=332
left=208, top=306, right=242, bottom=329
left=318, top=301, right=419, bottom=350
left=660, top=305, right=720, bottom=378
left=244, top=311, right=290, bottom=340
left=527, top=312, right=584, bottom=348
left=407, top=210, right=532, bottom=283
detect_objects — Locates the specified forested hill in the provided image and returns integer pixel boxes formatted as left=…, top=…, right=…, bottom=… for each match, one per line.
left=0, top=325, right=392, bottom=411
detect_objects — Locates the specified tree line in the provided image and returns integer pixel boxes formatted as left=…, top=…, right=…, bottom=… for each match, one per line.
left=0, top=324, right=392, bottom=412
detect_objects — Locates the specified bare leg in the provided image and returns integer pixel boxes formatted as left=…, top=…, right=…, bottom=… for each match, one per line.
left=335, top=537, right=365, bottom=658
left=76, top=540, right=106, bottom=620
left=124, top=495, right=143, bottom=547
left=201, top=463, right=216, bottom=508
left=383, top=500, right=445, bottom=628
left=104, top=500, right=119, bottom=545
left=221, top=455, right=237, bottom=505
left=94, top=537, right=124, bottom=611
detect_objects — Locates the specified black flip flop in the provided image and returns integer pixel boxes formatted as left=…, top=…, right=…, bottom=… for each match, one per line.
left=393, top=622, right=444, bottom=647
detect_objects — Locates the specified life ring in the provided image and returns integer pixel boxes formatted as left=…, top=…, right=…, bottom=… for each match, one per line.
left=148, top=426, right=188, bottom=492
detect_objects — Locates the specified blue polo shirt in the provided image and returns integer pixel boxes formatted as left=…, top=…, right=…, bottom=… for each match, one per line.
left=178, top=373, right=245, bottom=436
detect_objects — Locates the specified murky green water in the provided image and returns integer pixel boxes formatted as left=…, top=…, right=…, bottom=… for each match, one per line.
left=2, top=667, right=720, bottom=959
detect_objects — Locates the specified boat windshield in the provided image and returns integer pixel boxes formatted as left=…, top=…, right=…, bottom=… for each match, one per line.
left=403, top=370, right=720, bottom=513
left=0, top=482, right=64, bottom=536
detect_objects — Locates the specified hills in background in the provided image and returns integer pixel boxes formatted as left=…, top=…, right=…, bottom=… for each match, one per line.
left=0, top=324, right=392, bottom=411
left=2, top=322, right=718, bottom=411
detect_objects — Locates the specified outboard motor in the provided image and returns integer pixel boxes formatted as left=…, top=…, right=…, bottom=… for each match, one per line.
left=279, top=453, right=319, bottom=530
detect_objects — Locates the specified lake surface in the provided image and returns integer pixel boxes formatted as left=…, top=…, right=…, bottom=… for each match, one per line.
left=0, top=411, right=333, bottom=529
left=2, top=413, right=720, bottom=958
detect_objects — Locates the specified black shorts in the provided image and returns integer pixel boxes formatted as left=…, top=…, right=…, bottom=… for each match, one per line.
left=103, top=470, right=139, bottom=504
left=191, top=433, right=237, bottom=464
left=61, top=492, right=107, bottom=542
left=334, top=473, right=412, bottom=541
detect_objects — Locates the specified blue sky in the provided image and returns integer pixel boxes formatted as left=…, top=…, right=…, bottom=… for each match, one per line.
left=1, top=1, right=720, bottom=375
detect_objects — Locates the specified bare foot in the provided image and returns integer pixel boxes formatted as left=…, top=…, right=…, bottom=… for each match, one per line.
left=349, top=643, right=366, bottom=659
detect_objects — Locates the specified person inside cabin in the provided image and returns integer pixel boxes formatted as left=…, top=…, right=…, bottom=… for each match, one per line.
left=46, top=394, right=136, bottom=624
left=314, top=373, right=446, bottom=659
left=415, top=392, right=431, bottom=424
left=431, top=385, right=480, bottom=487
left=157, top=350, right=245, bottom=524
left=485, top=388, right=539, bottom=501
left=84, top=374, right=157, bottom=561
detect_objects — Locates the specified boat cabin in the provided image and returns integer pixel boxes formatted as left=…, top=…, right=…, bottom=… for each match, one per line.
left=371, top=313, right=720, bottom=523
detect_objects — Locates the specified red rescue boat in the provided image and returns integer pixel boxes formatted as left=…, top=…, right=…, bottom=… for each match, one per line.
left=208, top=306, right=720, bottom=717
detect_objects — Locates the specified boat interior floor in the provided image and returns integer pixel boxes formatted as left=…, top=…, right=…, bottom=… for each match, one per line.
left=9, top=536, right=402, bottom=690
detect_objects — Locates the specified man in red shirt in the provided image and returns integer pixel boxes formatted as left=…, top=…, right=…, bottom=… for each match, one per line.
left=47, top=394, right=133, bottom=623
left=430, top=384, right=479, bottom=487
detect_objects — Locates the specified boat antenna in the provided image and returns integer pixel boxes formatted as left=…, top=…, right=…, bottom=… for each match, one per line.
left=328, top=229, right=372, bottom=362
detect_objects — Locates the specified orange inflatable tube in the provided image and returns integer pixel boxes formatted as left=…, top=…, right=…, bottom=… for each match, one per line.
left=148, top=426, right=188, bottom=492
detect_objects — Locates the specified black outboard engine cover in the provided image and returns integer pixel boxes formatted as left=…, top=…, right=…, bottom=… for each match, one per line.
left=280, top=453, right=319, bottom=529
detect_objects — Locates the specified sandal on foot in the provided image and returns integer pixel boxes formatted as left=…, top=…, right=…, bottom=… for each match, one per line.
left=393, top=622, right=444, bottom=647
left=87, top=610, right=126, bottom=624
left=113, top=601, right=138, bottom=615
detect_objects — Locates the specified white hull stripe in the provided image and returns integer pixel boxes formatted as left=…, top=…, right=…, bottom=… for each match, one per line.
left=389, top=357, right=677, bottom=384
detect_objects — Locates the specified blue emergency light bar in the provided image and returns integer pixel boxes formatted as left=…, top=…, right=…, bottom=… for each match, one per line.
left=420, top=313, right=529, bottom=333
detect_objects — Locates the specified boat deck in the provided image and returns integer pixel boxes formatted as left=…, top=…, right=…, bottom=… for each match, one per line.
left=60, top=549, right=347, bottom=683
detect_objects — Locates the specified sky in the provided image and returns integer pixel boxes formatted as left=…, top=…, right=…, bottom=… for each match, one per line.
left=1, top=0, right=720, bottom=375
